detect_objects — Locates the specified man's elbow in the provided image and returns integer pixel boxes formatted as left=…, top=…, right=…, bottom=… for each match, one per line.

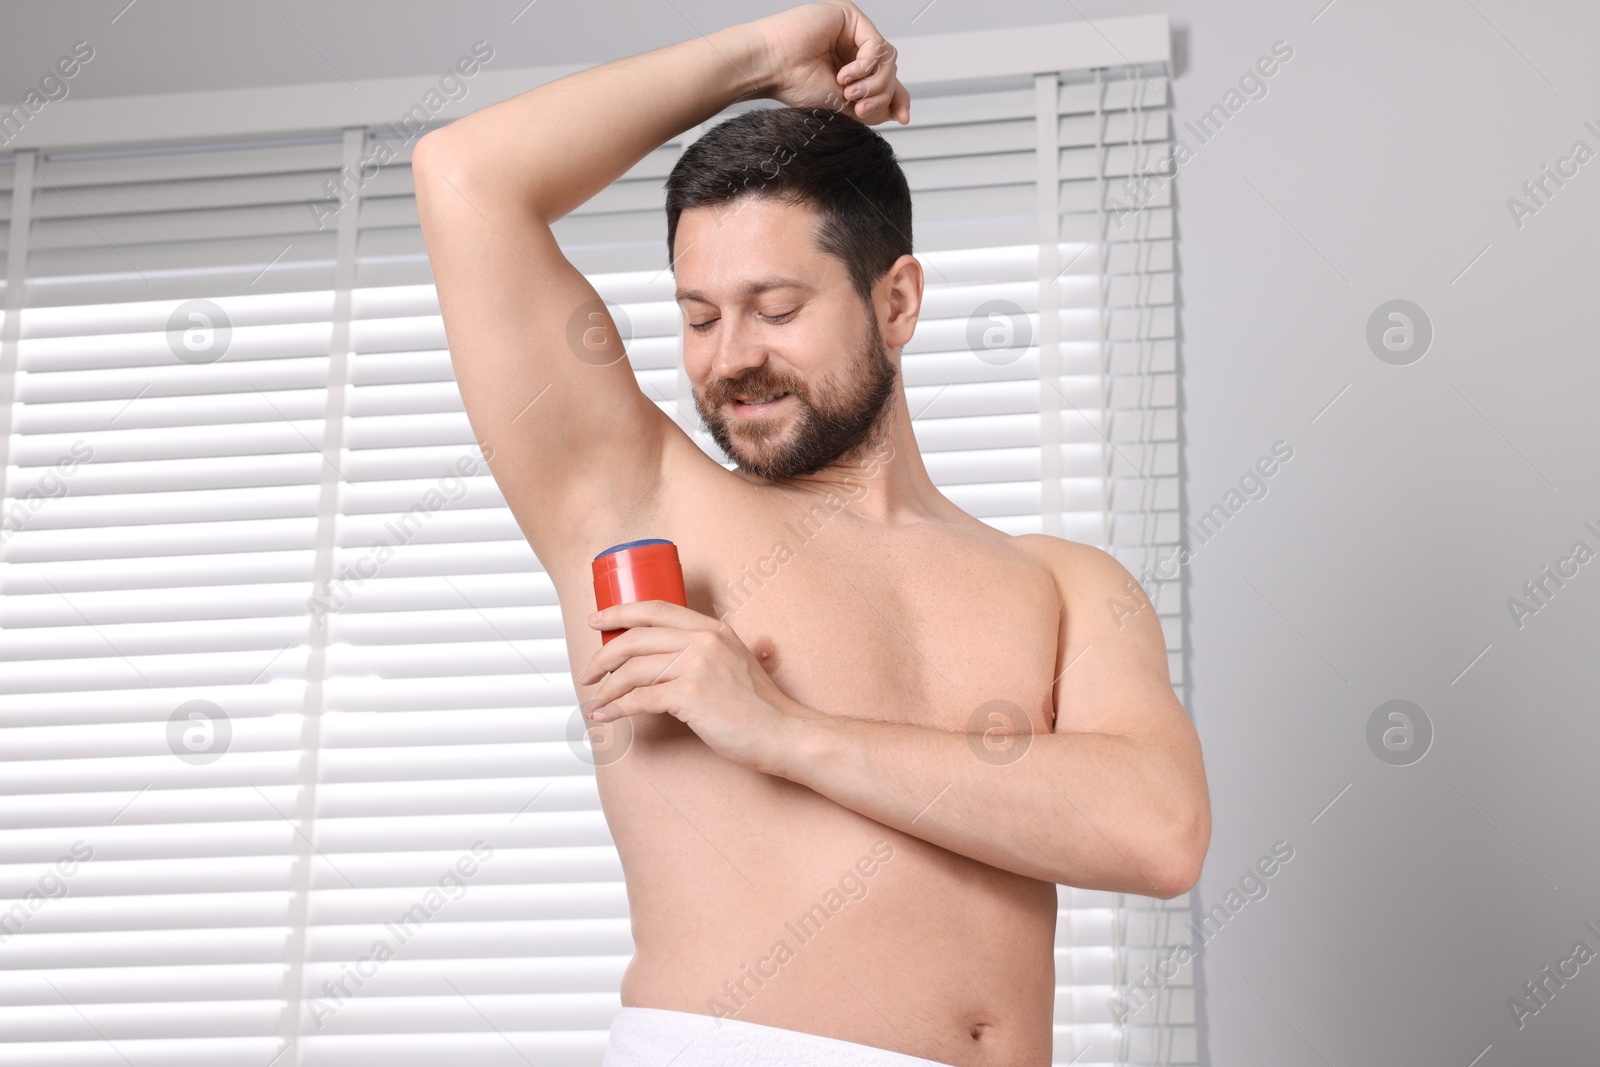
left=411, top=128, right=463, bottom=186
left=1149, top=806, right=1209, bottom=899
left=410, top=129, right=509, bottom=233
left=411, top=127, right=544, bottom=221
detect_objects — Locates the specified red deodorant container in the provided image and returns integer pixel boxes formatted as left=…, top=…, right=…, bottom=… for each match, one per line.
left=591, top=538, right=688, bottom=644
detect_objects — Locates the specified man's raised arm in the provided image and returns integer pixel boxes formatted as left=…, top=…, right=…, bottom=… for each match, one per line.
left=409, top=24, right=770, bottom=570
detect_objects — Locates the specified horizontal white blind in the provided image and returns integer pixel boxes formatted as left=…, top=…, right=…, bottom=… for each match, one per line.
left=0, top=52, right=1186, bottom=1067
left=0, top=132, right=355, bottom=1066
left=1056, top=66, right=1192, bottom=1067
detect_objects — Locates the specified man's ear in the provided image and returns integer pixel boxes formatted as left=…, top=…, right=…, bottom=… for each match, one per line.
left=878, top=253, right=923, bottom=349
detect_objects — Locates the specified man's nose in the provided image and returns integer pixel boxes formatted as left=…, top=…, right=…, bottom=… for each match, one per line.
left=710, top=315, right=768, bottom=382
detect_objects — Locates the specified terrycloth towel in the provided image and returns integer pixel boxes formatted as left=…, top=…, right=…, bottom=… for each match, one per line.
left=602, top=1006, right=953, bottom=1066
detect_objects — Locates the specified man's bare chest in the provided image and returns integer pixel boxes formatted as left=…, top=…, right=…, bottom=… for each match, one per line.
left=667, top=500, right=1064, bottom=732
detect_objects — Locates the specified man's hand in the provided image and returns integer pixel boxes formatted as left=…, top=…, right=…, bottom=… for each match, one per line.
left=755, top=1, right=911, bottom=125
left=576, top=601, right=806, bottom=774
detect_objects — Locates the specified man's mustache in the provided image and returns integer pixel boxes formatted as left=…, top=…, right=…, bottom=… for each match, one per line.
left=705, top=372, right=806, bottom=405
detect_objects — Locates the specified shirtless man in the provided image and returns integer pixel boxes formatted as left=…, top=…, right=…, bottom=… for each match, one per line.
left=413, top=3, right=1209, bottom=1064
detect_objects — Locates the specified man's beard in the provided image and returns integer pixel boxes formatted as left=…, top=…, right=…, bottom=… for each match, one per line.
left=693, top=312, right=898, bottom=480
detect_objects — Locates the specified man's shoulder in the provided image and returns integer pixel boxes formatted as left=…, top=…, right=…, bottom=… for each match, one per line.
left=1009, top=533, right=1149, bottom=612
left=1009, top=532, right=1129, bottom=583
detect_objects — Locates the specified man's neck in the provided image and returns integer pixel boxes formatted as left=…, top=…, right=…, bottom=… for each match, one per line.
left=754, top=389, right=959, bottom=528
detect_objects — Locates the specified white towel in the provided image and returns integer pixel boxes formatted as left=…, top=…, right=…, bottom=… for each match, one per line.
left=602, top=1006, right=953, bottom=1067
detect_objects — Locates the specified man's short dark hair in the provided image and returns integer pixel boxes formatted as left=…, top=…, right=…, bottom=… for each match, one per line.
left=664, top=106, right=913, bottom=302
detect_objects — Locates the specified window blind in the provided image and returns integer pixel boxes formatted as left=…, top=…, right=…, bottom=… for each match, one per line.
left=1, top=131, right=349, bottom=1066
left=0, top=52, right=1187, bottom=1067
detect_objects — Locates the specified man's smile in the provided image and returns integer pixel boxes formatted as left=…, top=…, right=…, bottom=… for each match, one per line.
left=731, top=392, right=793, bottom=417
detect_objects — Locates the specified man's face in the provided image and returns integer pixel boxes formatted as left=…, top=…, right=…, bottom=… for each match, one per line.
left=673, top=197, right=898, bottom=480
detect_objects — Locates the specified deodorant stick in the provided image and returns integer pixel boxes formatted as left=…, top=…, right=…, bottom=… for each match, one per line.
left=591, top=538, right=688, bottom=645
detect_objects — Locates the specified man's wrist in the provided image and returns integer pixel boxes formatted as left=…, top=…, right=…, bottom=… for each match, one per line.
left=764, top=699, right=836, bottom=782
left=709, top=21, right=779, bottom=101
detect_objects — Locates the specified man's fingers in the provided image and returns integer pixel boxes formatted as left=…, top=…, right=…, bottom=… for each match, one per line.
left=827, top=4, right=903, bottom=121
left=854, top=93, right=886, bottom=120
left=578, top=625, right=689, bottom=684
left=854, top=76, right=906, bottom=123
left=888, top=82, right=911, bottom=124
left=835, top=2, right=894, bottom=84
left=843, top=59, right=892, bottom=99
left=844, top=37, right=896, bottom=86
left=839, top=35, right=890, bottom=83
left=590, top=598, right=711, bottom=632
left=588, top=652, right=684, bottom=717
left=839, top=35, right=901, bottom=114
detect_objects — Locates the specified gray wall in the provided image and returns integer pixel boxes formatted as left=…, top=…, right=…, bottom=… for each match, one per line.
left=1112, top=3, right=1600, bottom=1064
left=7, top=1, right=1596, bottom=1063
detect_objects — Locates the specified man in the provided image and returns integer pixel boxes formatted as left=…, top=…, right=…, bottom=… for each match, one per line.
left=414, top=2, right=1209, bottom=1064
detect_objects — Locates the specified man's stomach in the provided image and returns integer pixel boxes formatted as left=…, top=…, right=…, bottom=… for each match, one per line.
left=599, top=718, right=1059, bottom=1067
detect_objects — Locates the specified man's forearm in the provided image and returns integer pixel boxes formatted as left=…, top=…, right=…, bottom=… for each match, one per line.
left=768, top=706, right=1207, bottom=898
left=417, top=23, right=772, bottom=219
